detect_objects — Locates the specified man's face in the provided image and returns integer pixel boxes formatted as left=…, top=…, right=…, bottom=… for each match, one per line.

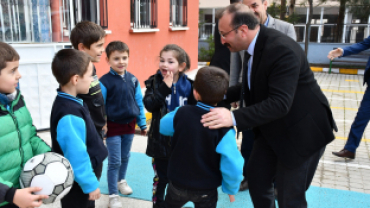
left=243, top=0, right=268, bottom=24
left=218, top=13, right=245, bottom=52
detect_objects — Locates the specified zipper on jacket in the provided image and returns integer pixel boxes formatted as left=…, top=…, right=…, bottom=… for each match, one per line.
left=9, top=110, right=24, bottom=166
left=174, top=85, right=176, bottom=94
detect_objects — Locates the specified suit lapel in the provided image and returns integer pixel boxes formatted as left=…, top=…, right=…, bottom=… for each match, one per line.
left=250, top=25, right=266, bottom=92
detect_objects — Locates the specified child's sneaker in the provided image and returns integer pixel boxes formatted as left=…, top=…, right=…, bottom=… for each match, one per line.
left=109, top=195, right=122, bottom=208
left=118, top=179, right=133, bottom=195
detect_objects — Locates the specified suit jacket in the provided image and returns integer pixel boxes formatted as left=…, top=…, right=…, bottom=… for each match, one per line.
left=342, top=36, right=370, bottom=85
left=209, top=21, right=231, bottom=74
left=226, top=25, right=337, bottom=169
left=229, top=14, right=297, bottom=87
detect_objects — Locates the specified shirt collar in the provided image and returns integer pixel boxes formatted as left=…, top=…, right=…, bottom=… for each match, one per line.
left=109, top=68, right=126, bottom=77
left=196, top=101, right=215, bottom=111
left=57, top=91, right=84, bottom=106
left=264, top=15, right=269, bottom=26
left=0, top=90, right=18, bottom=107
left=246, top=30, right=260, bottom=56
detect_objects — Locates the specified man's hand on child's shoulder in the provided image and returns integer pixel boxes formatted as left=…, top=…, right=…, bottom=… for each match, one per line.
left=13, top=187, right=48, bottom=208
left=89, top=188, right=101, bottom=201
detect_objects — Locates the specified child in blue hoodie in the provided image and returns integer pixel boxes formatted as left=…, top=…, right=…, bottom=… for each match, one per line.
left=100, top=41, right=147, bottom=208
left=143, top=44, right=196, bottom=208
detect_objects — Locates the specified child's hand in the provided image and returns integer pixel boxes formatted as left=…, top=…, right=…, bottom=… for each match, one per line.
left=102, top=124, right=108, bottom=140
left=228, top=194, right=235, bottom=202
left=141, top=129, right=147, bottom=136
left=163, top=71, right=173, bottom=88
left=13, top=187, right=48, bottom=208
left=89, top=188, right=101, bottom=200
left=231, top=102, right=238, bottom=108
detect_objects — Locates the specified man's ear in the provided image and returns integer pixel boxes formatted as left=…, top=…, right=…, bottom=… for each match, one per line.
left=239, top=25, right=249, bottom=37
left=179, top=62, right=187, bottom=73
left=77, top=43, right=86, bottom=51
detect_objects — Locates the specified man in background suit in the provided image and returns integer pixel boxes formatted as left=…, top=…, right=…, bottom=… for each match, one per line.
left=209, top=0, right=242, bottom=75
left=328, top=36, right=370, bottom=159
left=201, top=4, right=337, bottom=207
left=230, top=0, right=297, bottom=191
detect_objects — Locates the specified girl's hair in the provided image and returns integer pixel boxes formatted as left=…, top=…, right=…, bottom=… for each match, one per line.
left=160, top=44, right=191, bottom=75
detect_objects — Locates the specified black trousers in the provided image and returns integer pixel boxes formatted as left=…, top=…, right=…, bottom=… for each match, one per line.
left=247, top=136, right=324, bottom=208
left=152, top=158, right=169, bottom=207
left=61, top=162, right=103, bottom=208
left=164, top=183, right=218, bottom=208
left=240, top=129, right=255, bottom=179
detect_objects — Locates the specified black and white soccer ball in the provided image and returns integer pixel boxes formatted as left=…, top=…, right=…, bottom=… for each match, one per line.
left=19, top=152, right=74, bottom=204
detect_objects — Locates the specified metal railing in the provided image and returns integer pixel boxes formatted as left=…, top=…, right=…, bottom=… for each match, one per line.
left=170, top=0, right=187, bottom=27
left=131, top=0, right=157, bottom=29
left=0, top=0, right=108, bottom=43
left=294, top=24, right=370, bottom=43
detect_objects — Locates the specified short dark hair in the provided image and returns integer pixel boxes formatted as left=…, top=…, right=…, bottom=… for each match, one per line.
left=70, top=21, right=106, bottom=49
left=0, top=42, right=20, bottom=73
left=216, top=3, right=259, bottom=30
left=105, top=41, right=130, bottom=58
left=193, top=66, right=229, bottom=105
left=230, top=0, right=242, bottom=4
left=160, top=44, right=191, bottom=75
left=52, top=49, right=91, bottom=86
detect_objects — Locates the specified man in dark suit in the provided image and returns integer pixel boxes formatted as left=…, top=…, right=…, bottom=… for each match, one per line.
left=230, top=0, right=297, bottom=191
left=328, top=36, right=370, bottom=159
left=201, top=4, right=337, bottom=208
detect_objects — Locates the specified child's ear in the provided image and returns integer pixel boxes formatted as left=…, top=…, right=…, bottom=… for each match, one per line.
left=70, top=75, right=79, bottom=86
left=106, top=56, right=109, bottom=63
left=179, top=62, right=187, bottom=72
left=193, top=89, right=200, bottom=101
left=77, top=43, right=86, bottom=51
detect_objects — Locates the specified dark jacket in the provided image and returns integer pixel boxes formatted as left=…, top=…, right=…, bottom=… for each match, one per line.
left=100, top=69, right=146, bottom=129
left=143, top=71, right=196, bottom=158
left=341, top=35, right=370, bottom=85
left=159, top=103, right=243, bottom=194
left=210, top=21, right=231, bottom=75
left=226, top=25, right=337, bottom=169
left=77, top=66, right=106, bottom=133
left=50, top=91, right=108, bottom=193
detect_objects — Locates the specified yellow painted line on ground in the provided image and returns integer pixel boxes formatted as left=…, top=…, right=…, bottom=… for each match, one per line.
left=345, top=79, right=359, bottom=82
left=311, top=67, right=323, bottom=72
left=322, top=89, right=364, bottom=94
left=336, top=136, right=370, bottom=143
left=340, top=69, right=358, bottom=75
left=330, top=106, right=358, bottom=111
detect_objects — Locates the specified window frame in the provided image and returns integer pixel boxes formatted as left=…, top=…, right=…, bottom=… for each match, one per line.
left=169, top=0, right=188, bottom=28
left=130, top=0, right=158, bottom=31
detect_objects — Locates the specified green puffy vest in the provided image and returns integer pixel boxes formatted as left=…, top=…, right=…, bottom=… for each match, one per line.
left=0, top=92, right=50, bottom=206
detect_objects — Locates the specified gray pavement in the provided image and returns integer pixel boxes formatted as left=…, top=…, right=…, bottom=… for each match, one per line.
left=37, top=72, right=370, bottom=207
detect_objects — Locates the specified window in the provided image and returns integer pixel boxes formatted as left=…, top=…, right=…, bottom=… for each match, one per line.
left=0, top=0, right=108, bottom=43
left=170, top=0, right=187, bottom=27
left=73, top=0, right=108, bottom=29
left=131, top=0, right=157, bottom=29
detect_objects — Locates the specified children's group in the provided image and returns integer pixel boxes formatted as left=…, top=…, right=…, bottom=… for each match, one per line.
left=0, top=21, right=244, bottom=208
